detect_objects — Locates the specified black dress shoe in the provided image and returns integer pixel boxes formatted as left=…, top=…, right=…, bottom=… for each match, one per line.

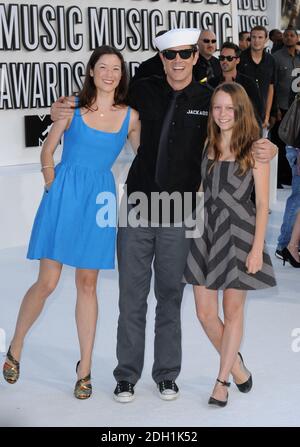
left=276, top=248, right=300, bottom=261
left=234, top=352, right=253, bottom=393
left=275, top=249, right=284, bottom=260
left=208, top=378, right=230, bottom=407
left=282, top=247, right=300, bottom=268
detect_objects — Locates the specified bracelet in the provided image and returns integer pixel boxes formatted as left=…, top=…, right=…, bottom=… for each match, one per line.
left=41, top=165, right=55, bottom=172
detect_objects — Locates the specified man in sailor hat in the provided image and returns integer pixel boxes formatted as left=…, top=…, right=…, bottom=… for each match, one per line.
left=112, top=28, right=277, bottom=403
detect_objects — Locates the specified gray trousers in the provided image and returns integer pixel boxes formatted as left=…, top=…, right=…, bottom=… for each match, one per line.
left=113, top=223, right=191, bottom=385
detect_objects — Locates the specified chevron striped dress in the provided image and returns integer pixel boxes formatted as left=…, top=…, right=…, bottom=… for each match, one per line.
left=183, top=154, right=276, bottom=290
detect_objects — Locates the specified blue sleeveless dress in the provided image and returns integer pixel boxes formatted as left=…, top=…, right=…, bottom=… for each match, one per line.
left=27, top=106, right=131, bottom=269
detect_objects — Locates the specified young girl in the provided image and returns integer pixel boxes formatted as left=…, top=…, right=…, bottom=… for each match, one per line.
left=183, top=82, right=276, bottom=407
left=2, top=45, right=140, bottom=399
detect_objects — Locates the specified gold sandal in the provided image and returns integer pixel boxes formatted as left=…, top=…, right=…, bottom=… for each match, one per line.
left=74, top=361, right=92, bottom=400
left=3, top=345, right=20, bottom=384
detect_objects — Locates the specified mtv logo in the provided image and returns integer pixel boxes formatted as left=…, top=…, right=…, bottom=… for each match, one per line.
left=24, top=114, right=53, bottom=147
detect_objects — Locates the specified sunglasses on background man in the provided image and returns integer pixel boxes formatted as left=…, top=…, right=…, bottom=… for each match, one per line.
left=218, top=55, right=239, bottom=62
left=200, top=39, right=217, bottom=44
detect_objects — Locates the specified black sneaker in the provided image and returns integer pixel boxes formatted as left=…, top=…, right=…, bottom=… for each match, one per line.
left=275, top=249, right=283, bottom=260
left=114, top=381, right=135, bottom=403
left=157, top=380, right=179, bottom=401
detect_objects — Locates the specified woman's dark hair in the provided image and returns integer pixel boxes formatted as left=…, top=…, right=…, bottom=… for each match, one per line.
left=77, top=45, right=128, bottom=110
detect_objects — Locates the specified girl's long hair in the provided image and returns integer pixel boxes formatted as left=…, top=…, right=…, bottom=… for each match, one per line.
left=207, top=82, right=260, bottom=174
left=77, top=45, right=128, bottom=110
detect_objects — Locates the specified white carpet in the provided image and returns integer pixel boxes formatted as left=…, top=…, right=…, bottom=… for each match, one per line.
left=0, top=189, right=299, bottom=427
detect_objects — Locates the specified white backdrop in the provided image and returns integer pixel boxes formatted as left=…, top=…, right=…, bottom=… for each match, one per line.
left=0, top=0, right=279, bottom=166
left=0, top=0, right=279, bottom=249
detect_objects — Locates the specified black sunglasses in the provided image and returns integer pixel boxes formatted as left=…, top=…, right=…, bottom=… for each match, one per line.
left=201, top=39, right=217, bottom=44
left=219, top=55, right=239, bottom=62
left=162, top=48, right=196, bottom=60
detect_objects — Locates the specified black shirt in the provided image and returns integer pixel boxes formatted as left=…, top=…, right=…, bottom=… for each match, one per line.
left=126, top=76, right=212, bottom=197
left=238, top=48, right=276, bottom=118
left=193, top=54, right=222, bottom=83
left=271, top=42, right=284, bottom=54
left=131, top=53, right=165, bottom=84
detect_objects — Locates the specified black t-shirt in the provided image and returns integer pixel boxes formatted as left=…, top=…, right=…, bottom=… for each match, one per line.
left=238, top=48, right=276, bottom=118
left=130, top=53, right=165, bottom=84
left=193, top=54, right=222, bottom=83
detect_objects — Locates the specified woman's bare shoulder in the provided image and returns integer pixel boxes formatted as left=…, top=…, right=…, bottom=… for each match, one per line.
left=129, top=107, right=139, bottom=119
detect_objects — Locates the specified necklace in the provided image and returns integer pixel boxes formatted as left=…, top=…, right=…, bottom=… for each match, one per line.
left=99, top=105, right=115, bottom=118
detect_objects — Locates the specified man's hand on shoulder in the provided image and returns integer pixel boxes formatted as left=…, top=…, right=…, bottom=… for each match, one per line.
left=50, top=96, right=76, bottom=121
left=252, top=138, right=278, bottom=163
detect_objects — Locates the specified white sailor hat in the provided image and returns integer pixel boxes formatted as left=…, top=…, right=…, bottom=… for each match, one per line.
left=154, top=28, right=200, bottom=52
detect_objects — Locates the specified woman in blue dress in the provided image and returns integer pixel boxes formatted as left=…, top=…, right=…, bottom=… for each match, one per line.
left=3, top=46, right=140, bottom=399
